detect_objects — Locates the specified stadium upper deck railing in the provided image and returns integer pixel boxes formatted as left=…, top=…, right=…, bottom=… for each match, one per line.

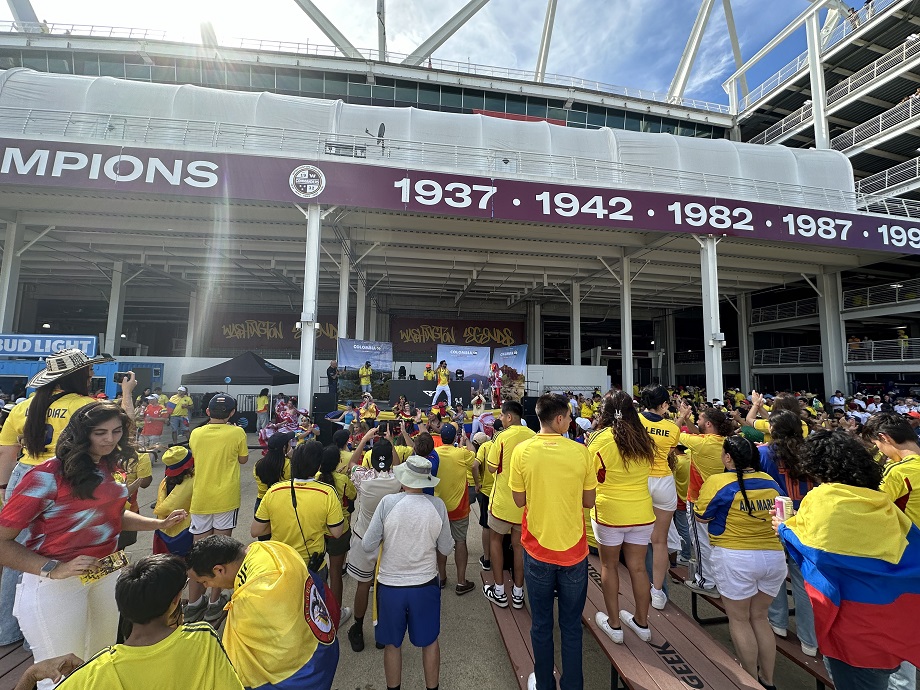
left=846, top=338, right=920, bottom=362
left=739, top=0, right=900, bottom=112
left=750, top=298, right=818, bottom=324
left=752, top=345, right=823, bottom=367
left=750, top=33, right=920, bottom=146
left=0, top=21, right=730, bottom=115
left=831, top=94, right=920, bottom=153
left=675, top=348, right=740, bottom=364
left=856, top=156, right=920, bottom=196
left=843, top=276, right=920, bottom=310
left=4, top=106, right=920, bottom=220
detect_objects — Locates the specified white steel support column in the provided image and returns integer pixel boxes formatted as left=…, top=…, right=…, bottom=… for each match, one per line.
left=668, top=0, right=715, bottom=100
left=534, top=0, right=558, bottom=82
left=402, top=0, right=491, bottom=66
left=0, top=217, right=23, bottom=332
left=817, top=271, right=847, bottom=398
left=104, top=261, right=126, bottom=357
left=737, top=293, right=753, bottom=394
left=665, top=313, right=677, bottom=385
left=298, top=205, right=322, bottom=408
left=369, top=302, right=378, bottom=341
left=337, top=240, right=350, bottom=341
left=526, top=302, right=542, bottom=364
left=185, top=291, right=199, bottom=357
left=291, top=0, right=361, bottom=58
left=570, top=281, right=581, bottom=365
left=376, top=0, right=387, bottom=61
left=6, top=0, right=39, bottom=26
left=721, top=0, right=748, bottom=98
left=698, top=237, right=724, bottom=398
left=355, top=284, right=367, bottom=340
left=620, top=256, right=634, bottom=394
left=805, top=11, right=830, bottom=150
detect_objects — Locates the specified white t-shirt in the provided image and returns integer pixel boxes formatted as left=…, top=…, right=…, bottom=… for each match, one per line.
left=350, top=467, right=401, bottom=538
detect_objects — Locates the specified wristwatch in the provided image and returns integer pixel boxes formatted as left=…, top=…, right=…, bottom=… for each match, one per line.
left=38, top=560, right=59, bottom=580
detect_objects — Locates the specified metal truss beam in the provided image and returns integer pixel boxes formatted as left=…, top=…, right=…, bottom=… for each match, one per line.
left=534, top=0, right=558, bottom=82
left=291, top=0, right=361, bottom=59
left=402, top=0, right=491, bottom=66
left=377, top=0, right=387, bottom=61
left=6, top=0, right=39, bottom=28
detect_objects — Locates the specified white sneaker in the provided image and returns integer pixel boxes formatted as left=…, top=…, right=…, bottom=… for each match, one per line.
left=676, top=555, right=692, bottom=567
left=650, top=586, right=667, bottom=610
left=619, top=610, right=652, bottom=642
left=801, top=643, right=818, bottom=657
left=770, top=624, right=788, bottom=638
left=527, top=672, right=537, bottom=690
left=339, top=606, right=352, bottom=627
left=595, top=611, right=623, bottom=644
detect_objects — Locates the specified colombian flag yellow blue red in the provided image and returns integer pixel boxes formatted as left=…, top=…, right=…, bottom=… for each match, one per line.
left=778, top=483, right=920, bottom=669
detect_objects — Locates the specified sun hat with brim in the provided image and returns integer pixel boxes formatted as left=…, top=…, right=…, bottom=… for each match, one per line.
left=27, top=348, right=114, bottom=389
left=575, top=417, right=592, bottom=432
left=472, top=432, right=490, bottom=446
left=162, top=446, right=193, bottom=476
left=394, top=454, right=440, bottom=489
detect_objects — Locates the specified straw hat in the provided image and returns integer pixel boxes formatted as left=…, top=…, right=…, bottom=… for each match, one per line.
left=394, top=455, right=440, bottom=489
left=28, top=348, right=114, bottom=389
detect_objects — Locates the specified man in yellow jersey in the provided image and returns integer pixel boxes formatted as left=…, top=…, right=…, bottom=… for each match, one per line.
left=433, top=424, right=480, bottom=594
left=676, top=400, right=733, bottom=596
left=482, top=401, right=534, bottom=609
left=167, top=386, right=193, bottom=443
left=472, top=430, right=496, bottom=571
left=185, top=394, right=250, bottom=623
left=187, top=536, right=339, bottom=690
left=423, top=363, right=435, bottom=381
left=432, top=360, right=452, bottom=407
left=59, top=554, right=244, bottom=690
left=861, top=413, right=920, bottom=690
left=358, top=361, right=373, bottom=394
left=510, top=394, right=596, bottom=690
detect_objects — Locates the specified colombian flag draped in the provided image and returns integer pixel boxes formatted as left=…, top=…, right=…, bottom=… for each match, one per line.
left=778, top=483, right=920, bottom=669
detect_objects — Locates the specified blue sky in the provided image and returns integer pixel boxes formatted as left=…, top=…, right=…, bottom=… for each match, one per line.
left=0, top=0, right=811, bottom=104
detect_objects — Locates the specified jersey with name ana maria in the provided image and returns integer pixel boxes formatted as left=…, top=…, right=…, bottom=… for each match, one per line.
left=694, top=470, right=783, bottom=551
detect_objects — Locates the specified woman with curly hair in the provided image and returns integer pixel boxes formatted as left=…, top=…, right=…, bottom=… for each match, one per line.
left=695, top=435, right=785, bottom=688
left=761, top=410, right=818, bottom=656
left=0, top=401, right=187, bottom=671
left=589, top=392, right=656, bottom=644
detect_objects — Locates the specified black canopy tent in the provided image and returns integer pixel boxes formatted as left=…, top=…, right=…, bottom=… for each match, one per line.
left=180, top=351, right=298, bottom=386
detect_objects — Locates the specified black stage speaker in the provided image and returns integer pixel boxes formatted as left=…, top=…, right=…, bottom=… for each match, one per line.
left=312, top=392, right=336, bottom=416
left=522, top=396, right=538, bottom=417
left=316, top=418, right=338, bottom=446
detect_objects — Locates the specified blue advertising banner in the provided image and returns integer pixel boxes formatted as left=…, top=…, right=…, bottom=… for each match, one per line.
left=493, top=345, right=528, bottom=401
left=436, top=344, right=491, bottom=388
left=0, top=334, right=97, bottom=358
left=337, top=339, right=393, bottom=371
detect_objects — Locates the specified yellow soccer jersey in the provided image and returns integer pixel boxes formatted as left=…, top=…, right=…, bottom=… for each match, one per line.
left=584, top=507, right=598, bottom=549
left=120, top=452, right=153, bottom=512
left=673, top=452, right=690, bottom=505
left=0, top=392, right=96, bottom=466
left=362, top=444, right=411, bottom=468
left=434, top=444, right=476, bottom=518
left=639, top=412, right=680, bottom=478
left=58, top=622, right=243, bottom=690
left=474, top=440, right=495, bottom=494
left=679, top=432, right=726, bottom=503
left=254, top=458, right=291, bottom=500
left=254, top=479, right=344, bottom=562
left=358, top=366, right=372, bottom=386
left=694, top=471, right=783, bottom=551
left=753, top=418, right=809, bottom=444
left=168, top=395, right=193, bottom=417
left=881, top=454, right=920, bottom=527
left=423, top=369, right=434, bottom=381
left=188, top=423, right=249, bottom=514
left=437, top=368, right=450, bottom=385
left=316, top=470, right=356, bottom=532
left=487, top=425, right=535, bottom=524
left=509, top=434, right=597, bottom=566
left=587, top=428, right=653, bottom=528
left=154, top=477, right=193, bottom=537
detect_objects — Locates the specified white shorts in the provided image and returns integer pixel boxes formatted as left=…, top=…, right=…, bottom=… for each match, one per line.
left=710, top=546, right=787, bottom=600
left=592, top=520, right=654, bottom=547
left=190, top=509, right=239, bottom=535
left=648, top=475, right=678, bottom=512
left=346, top=532, right=379, bottom=583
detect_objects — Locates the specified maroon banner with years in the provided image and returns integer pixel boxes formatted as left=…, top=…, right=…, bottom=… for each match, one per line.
left=391, top=316, right=525, bottom=354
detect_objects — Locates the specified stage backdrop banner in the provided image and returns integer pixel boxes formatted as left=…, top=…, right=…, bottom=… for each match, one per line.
left=337, top=339, right=394, bottom=371
left=436, top=345, right=491, bottom=389
left=494, top=345, right=527, bottom=401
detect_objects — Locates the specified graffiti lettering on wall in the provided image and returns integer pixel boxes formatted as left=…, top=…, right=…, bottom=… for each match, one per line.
left=399, top=325, right=456, bottom=345
left=208, top=312, right=340, bottom=350
left=221, top=320, right=289, bottom=341
left=391, top=316, right=525, bottom=353
left=463, top=327, right=516, bottom=347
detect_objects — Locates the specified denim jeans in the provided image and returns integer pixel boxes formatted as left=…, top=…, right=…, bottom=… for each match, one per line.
left=889, top=663, right=917, bottom=690
left=672, top=509, right=691, bottom=560
left=825, top=657, right=898, bottom=690
left=768, top=554, right=817, bottom=649
left=0, top=461, right=36, bottom=645
left=523, top=551, right=588, bottom=690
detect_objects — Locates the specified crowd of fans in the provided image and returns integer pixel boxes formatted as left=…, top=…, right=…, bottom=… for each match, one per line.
left=0, top=348, right=917, bottom=690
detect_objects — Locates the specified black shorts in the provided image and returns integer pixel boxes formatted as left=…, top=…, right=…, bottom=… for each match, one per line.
left=326, top=528, right=352, bottom=557
left=476, top=492, right=490, bottom=529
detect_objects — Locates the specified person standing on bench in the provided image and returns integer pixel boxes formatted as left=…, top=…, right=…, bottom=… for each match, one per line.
left=482, top=401, right=534, bottom=610
left=694, top=435, right=786, bottom=689
left=589, top=392, right=657, bottom=644
left=509, top=394, right=597, bottom=690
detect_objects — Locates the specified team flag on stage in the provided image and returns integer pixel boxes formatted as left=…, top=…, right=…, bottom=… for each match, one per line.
left=778, top=483, right=920, bottom=669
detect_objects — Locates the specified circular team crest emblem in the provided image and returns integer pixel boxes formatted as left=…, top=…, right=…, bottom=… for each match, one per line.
left=304, top=576, right=336, bottom=644
left=289, top=165, right=326, bottom=198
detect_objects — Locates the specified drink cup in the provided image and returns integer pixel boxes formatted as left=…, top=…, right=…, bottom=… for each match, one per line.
left=775, top=496, right=794, bottom=522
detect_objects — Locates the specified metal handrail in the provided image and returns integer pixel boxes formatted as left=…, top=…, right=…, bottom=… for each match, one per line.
left=751, top=34, right=920, bottom=146
left=831, top=94, right=920, bottom=152
left=856, top=157, right=920, bottom=196
left=752, top=345, right=823, bottom=366
left=4, top=106, right=920, bottom=219
left=0, top=21, right=730, bottom=115
left=750, top=298, right=818, bottom=324
left=675, top=348, right=739, bottom=364
left=741, top=0, right=900, bottom=112
left=846, top=337, right=920, bottom=362
left=843, top=276, right=920, bottom=310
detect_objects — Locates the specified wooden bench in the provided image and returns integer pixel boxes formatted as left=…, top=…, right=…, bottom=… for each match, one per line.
left=480, top=571, right=559, bottom=690
left=0, top=641, right=33, bottom=690
left=668, top=565, right=834, bottom=690
left=584, top=554, right=761, bottom=690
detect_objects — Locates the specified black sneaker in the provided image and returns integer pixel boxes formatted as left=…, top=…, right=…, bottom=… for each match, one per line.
left=483, top=583, right=508, bottom=608
left=479, top=555, right=491, bottom=571
left=348, top=623, right=364, bottom=653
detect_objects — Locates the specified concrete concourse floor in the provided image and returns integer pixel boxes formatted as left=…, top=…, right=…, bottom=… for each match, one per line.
left=127, top=434, right=816, bottom=689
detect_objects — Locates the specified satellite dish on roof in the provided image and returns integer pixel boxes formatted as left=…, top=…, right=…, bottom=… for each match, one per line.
left=366, top=123, right=386, bottom=148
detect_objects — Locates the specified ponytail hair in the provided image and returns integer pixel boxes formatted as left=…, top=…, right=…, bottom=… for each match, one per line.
left=23, top=368, right=91, bottom=458
left=702, top=408, right=733, bottom=437
left=723, top=435, right=761, bottom=516
left=318, top=445, right=340, bottom=487
left=598, top=392, right=654, bottom=467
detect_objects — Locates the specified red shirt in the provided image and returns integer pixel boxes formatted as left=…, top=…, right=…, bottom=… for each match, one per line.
left=142, top=404, right=167, bottom=436
left=0, top=458, right=128, bottom=560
